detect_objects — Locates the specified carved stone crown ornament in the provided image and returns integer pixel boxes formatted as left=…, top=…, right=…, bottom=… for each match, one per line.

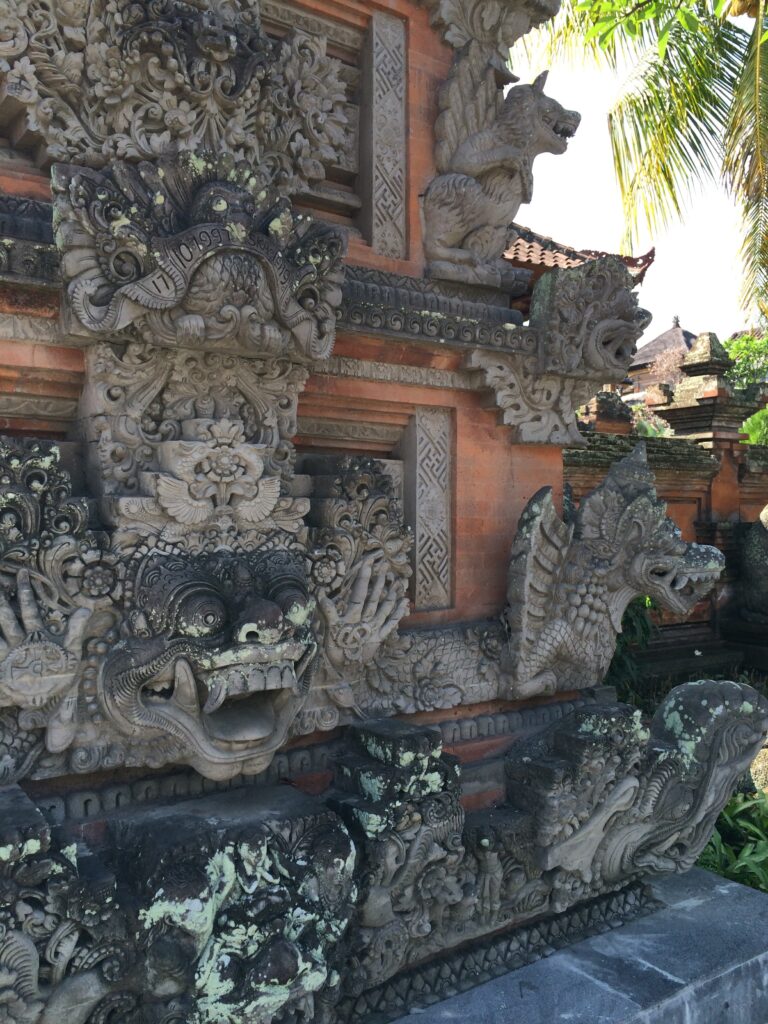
left=0, top=0, right=352, bottom=183
left=1, top=0, right=767, bottom=1022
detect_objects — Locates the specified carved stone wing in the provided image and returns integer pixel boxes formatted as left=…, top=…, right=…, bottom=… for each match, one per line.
left=434, top=40, right=505, bottom=174
left=235, top=478, right=282, bottom=526
left=155, top=477, right=213, bottom=525
left=504, top=488, right=573, bottom=670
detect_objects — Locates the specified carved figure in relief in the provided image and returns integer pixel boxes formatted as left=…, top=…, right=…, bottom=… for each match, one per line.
left=101, top=545, right=316, bottom=781
left=423, top=44, right=580, bottom=289
left=53, top=155, right=345, bottom=358
left=740, top=502, right=768, bottom=623
left=502, top=444, right=725, bottom=696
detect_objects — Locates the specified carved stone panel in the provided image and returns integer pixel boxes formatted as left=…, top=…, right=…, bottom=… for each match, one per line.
left=401, top=408, right=453, bottom=610
left=360, top=13, right=408, bottom=259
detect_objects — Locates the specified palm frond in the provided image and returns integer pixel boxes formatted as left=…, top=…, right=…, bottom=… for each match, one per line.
left=724, top=6, right=768, bottom=305
left=608, top=17, right=747, bottom=249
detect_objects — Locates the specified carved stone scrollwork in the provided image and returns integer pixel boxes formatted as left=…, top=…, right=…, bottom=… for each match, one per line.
left=468, top=257, right=652, bottom=444
left=307, top=457, right=413, bottom=715
left=53, top=154, right=345, bottom=358
left=502, top=443, right=725, bottom=697
left=0, top=0, right=353, bottom=182
left=419, top=0, right=562, bottom=57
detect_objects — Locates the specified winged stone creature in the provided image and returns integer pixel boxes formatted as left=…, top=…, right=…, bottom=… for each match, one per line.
left=501, top=444, right=725, bottom=697
left=422, top=42, right=580, bottom=290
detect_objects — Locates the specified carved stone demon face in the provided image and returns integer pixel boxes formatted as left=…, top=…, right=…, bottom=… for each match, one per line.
left=100, top=548, right=316, bottom=779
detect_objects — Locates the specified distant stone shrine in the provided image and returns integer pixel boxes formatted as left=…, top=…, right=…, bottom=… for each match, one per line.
left=0, top=1, right=765, bottom=1021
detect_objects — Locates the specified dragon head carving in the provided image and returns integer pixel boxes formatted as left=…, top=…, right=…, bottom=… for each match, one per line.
left=502, top=443, right=725, bottom=697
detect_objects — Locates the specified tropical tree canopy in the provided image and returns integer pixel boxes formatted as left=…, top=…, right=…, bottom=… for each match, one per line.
left=517, top=1, right=767, bottom=310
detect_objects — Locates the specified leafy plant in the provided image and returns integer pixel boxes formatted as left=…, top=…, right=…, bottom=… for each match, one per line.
left=698, top=791, right=768, bottom=892
left=604, top=594, right=655, bottom=700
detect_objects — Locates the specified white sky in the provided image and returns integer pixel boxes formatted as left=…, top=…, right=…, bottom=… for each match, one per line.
left=509, top=58, right=750, bottom=347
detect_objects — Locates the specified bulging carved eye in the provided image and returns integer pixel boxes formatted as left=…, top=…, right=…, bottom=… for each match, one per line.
left=175, top=592, right=227, bottom=637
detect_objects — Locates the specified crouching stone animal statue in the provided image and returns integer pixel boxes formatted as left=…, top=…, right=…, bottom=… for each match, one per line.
left=423, top=43, right=580, bottom=290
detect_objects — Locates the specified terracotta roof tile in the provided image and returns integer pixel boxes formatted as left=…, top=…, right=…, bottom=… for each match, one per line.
left=504, top=225, right=654, bottom=281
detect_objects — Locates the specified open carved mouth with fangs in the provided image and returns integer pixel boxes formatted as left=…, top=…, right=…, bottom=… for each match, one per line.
left=647, top=552, right=725, bottom=614
left=139, top=639, right=316, bottom=747
left=102, top=548, right=317, bottom=779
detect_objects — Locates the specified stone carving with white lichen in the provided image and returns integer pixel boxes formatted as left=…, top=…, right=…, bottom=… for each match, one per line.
left=328, top=682, right=768, bottom=1016
left=53, top=153, right=345, bottom=357
left=0, top=784, right=357, bottom=1024
left=0, top=428, right=321, bottom=783
left=422, top=41, right=580, bottom=290
left=502, top=443, right=725, bottom=697
left=740, top=501, right=768, bottom=623
left=0, top=0, right=353, bottom=181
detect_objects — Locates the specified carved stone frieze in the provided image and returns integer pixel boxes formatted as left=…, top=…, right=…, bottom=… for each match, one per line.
left=419, top=0, right=562, bottom=58
left=0, top=784, right=356, bottom=1024
left=361, top=13, right=407, bottom=259
left=423, top=43, right=580, bottom=289
left=329, top=681, right=768, bottom=1013
left=502, top=443, right=725, bottom=697
left=400, top=408, right=453, bottom=610
left=307, top=456, right=412, bottom=713
left=53, top=155, right=345, bottom=357
left=0, top=0, right=353, bottom=183
left=2, top=677, right=767, bottom=1022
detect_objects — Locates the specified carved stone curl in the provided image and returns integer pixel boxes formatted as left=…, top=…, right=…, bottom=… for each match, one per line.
left=420, top=0, right=561, bottom=58
left=53, top=154, right=345, bottom=359
left=502, top=443, right=725, bottom=697
left=423, top=44, right=579, bottom=290
left=0, top=0, right=352, bottom=183
left=468, top=257, right=651, bottom=445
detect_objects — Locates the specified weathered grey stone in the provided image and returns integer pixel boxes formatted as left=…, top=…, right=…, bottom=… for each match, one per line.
left=740, top=502, right=768, bottom=623
left=386, top=869, right=768, bottom=1024
left=502, top=443, right=725, bottom=697
left=423, top=44, right=579, bottom=290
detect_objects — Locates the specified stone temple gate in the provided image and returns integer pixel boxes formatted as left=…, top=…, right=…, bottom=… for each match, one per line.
left=0, top=1, right=765, bottom=1021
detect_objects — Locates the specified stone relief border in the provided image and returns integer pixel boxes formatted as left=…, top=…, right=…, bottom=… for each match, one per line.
left=360, top=13, right=408, bottom=259
left=32, top=694, right=595, bottom=825
left=400, top=407, right=453, bottom=609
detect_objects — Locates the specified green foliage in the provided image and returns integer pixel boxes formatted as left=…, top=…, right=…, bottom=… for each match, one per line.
left=723, top=331, right=768, bottom=387
left=743, top=407, right=768, bottom=443
left=631, top=405, right=673, bottom=436
left=698, top=791, right=768, bottom=892
left=604, top=595, right=654, bottom=701
left=518, top=1, right=768, bottom=307
left=722, top=333, right=768, bottom=443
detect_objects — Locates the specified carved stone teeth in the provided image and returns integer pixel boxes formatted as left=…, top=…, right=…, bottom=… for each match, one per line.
left=174, top=658, right=200, bottom=717
left=673, top=575, right=689, bottom=591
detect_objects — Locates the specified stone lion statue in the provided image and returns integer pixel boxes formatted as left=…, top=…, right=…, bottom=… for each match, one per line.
left=423, top=42, right=580, bottom=290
